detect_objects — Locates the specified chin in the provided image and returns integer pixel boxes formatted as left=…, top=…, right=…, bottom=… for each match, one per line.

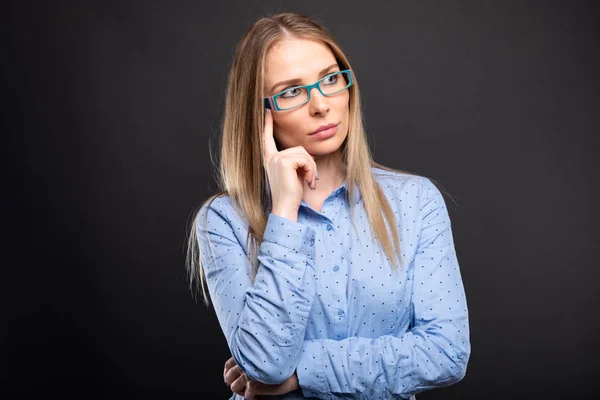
left=311, top=137, right=345, bottom=155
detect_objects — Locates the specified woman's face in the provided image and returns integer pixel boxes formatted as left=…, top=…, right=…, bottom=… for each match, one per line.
left=263, top=38, right=350, bottom=156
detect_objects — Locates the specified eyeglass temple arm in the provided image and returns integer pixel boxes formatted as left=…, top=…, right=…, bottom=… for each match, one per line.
left=264, top=97, right=274, bottom=110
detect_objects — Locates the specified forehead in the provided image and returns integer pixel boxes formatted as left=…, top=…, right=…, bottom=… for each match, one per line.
left=264, top=38, right=336, bottom=82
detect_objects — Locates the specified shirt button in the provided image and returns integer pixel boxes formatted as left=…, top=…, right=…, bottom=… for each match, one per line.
left=309, top=238, right=315, bottom=247
left=326, top=224, right=333, bottom=231
left=337, top=310, right=345, bottom=317
left=333, top=265, right=339, bottom=272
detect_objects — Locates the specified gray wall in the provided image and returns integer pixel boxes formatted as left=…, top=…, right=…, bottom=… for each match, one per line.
left=2, top=0, right=599, bottom=398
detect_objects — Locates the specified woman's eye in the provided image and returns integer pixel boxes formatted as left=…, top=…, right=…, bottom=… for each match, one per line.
left=323, top=74, right=338, bottom=85
left=281, top=87, right=303, bottom=98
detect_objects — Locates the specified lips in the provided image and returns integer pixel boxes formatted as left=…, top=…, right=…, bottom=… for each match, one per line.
left=310, top=122, right=339, bottom=135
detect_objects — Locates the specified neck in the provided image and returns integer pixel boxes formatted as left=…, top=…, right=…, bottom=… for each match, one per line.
left=303, top=149, right=346, bottom=196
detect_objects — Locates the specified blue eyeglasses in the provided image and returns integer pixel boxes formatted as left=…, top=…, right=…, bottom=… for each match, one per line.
left=264, top=69, right=353, bottom=111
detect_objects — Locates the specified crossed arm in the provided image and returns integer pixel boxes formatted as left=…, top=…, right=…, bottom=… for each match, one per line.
left=199, top=178, right=470, bottom=399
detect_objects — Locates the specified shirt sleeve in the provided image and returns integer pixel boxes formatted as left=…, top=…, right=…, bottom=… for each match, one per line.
left=196, top=198, right=318, bottom=385
left=296, top=177, right=471, bottom=399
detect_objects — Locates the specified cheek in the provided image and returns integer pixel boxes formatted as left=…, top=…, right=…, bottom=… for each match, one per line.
left=272, top=114, right=305, bottom=146
left=274, top=113, right=303, bottom=135
left=334, top=92, right=350, bottom=114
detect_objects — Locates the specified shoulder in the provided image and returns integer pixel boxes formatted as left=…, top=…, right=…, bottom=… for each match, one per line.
left=196, top=193, right=247, bottom=234
left=370, top=165, right=446, bottom=214
left=371, top=165, right=429, bottom=197
left=198, top=193, right=231, bottom=220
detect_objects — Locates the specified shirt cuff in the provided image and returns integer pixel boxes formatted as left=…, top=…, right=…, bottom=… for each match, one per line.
left=296, top=339, right=329, bottom=398
left=262, top=213, right=316, bottom=259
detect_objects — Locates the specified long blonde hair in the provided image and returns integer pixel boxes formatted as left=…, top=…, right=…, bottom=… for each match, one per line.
left=185, top=12, right=428, bottom=306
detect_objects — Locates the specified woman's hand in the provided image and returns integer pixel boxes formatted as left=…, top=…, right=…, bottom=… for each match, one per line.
left=224, top=356, right=253, bottom=399
left=263, top=109, right=318, bottom=217
left=224, top=356, right=300, bottom=399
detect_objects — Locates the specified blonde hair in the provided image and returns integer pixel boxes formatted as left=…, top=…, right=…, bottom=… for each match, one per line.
left=185, top=11, right=428, bottom=306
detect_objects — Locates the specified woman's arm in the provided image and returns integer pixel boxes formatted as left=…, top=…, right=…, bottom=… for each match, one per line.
left=197, top=197, right=317, bottom=385
left=296, top=178, right=471, bottom=399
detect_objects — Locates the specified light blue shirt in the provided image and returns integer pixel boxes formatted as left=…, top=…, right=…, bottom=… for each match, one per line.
left=196, top=167, right=470, bottom=399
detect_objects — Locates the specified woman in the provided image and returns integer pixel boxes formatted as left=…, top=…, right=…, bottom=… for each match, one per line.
left=186, top=11, right=470, bottom=400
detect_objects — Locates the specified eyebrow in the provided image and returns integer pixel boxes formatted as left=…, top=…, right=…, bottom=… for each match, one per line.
left=270, top=63, right=339, bottom=93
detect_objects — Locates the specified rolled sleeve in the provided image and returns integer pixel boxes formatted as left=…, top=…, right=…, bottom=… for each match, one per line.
left=262, top=213, right=317, bottom=260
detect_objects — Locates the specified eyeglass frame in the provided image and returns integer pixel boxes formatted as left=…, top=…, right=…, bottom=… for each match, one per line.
left=263, top=69, right=353, bottom=111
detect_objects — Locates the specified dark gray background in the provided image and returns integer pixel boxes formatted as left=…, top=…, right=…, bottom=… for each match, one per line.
left=2, top=0, right=599, bottom=398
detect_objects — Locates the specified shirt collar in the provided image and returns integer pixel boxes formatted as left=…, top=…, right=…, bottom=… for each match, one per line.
left=298, top=178, right=362, bottom=211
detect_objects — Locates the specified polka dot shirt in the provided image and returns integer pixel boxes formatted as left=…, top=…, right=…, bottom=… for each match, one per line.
left=197, top=167, right=470, bottom=399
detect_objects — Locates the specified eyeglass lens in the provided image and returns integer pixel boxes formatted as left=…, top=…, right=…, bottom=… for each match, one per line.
left=275, top=71, right=351, bottom=110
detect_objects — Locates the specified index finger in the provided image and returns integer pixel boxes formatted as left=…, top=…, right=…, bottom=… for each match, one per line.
left=263, top=109, right=278, bottom=159
left=224, top=356, right=236, bottom=371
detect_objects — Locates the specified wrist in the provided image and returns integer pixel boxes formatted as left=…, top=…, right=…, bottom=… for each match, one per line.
left=271, top=208, right=298, bottom=222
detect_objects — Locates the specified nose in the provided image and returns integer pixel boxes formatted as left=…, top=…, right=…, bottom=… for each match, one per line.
left=307, top=86, right=329, bottom=115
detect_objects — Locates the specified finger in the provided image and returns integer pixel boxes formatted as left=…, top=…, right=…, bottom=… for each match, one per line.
left=281, top=155, right=316, bottom=188
left=224, top=359, right=230, bottom=380
left=224, top=357, right=235, bottom=378
left=281, top=146, right=318, bottom=183
left=305, top=150, right=318, bottom=182
left=245, top=379, right=259, bottom=400
left=230, top=372, right=247, bottom=396
left=225, top=364, right=243, bottom=385
left=263, top=109, right=278, bottom=160
left=224, top=356, right=236, bottom=369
